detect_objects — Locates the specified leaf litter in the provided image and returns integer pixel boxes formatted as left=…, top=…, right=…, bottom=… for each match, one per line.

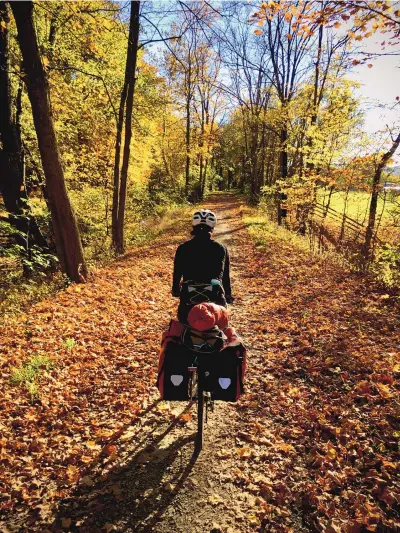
left=0, top=195, right=399, bottom=532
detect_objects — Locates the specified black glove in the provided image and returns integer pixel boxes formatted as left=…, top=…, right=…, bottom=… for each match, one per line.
left=172, top=289, right=181, bottom=297
left=226, top=294, right=234, bottom=304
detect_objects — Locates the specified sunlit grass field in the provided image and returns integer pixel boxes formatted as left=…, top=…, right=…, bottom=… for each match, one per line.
left=317, top=188, right=399, bottom=225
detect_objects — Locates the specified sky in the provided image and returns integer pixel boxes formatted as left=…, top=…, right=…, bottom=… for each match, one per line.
left=351, top=38, right=400, bottom=137
left=143, top=1, right=400, bottom=161
left=340, top=4, right=400, bottom=164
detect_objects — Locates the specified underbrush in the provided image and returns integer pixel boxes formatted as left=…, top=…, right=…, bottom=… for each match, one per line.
left=372, top=243, right=400, bottom=289
left=0, top=272, right=68, bottom=323
left=0, top=201, right=194, bottom=322
left=11, top=354, right=53, bottom=398
left=243, top=207, right=400, bottom=299
left=242, top=207, right=342, bottom=266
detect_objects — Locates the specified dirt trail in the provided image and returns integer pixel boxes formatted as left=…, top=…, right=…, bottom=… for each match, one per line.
left=51, top=195, right=257, bottom=533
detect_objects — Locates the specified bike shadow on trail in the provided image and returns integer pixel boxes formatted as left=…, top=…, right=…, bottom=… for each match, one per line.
left=47, top=403, right=199, bottom=533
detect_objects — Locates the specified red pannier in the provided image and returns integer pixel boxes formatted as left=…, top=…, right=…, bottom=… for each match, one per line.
left=157, top=320, right=246, bottom=402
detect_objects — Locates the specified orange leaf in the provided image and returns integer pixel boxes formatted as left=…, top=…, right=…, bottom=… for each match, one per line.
left=103, top=444, right=117, bottom=456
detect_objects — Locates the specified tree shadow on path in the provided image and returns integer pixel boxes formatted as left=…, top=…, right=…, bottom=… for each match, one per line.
left=47, top=403, right=199, bottom=533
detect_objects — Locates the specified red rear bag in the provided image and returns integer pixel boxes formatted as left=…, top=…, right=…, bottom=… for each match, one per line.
left=208, top=302, right=229, bottom=330
left=187, top=303, right=216, bottom=331
left=187, top=302, right=229, bottom=331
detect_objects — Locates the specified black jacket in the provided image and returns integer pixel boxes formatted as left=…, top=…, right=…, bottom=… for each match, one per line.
left=172, top=234, right=232, bottom=297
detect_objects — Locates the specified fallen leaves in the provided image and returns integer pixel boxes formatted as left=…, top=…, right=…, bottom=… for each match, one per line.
left=228, top=204, right=400, bottom=533
left=0, top=230, right=180, bottom=528
left=1, top=197, right=400, bottom=533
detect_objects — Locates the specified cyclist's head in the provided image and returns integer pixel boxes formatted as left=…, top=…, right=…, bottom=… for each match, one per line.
left=192, top=209, right=217, bottom=230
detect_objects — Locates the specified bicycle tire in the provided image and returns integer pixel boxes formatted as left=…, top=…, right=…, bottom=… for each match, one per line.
left=189, top=370, right=197, bottom=400
left=195, top=384, right=204, bottom=454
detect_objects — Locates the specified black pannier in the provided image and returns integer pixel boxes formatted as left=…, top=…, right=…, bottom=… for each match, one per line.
left=198, top=345, right=245, bottom=402
left=157, top=342, right=193, bottom=401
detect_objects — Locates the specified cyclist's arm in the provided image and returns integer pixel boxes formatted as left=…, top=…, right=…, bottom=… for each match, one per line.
left=172, top=246, right=183, bottom=296
left=222, top=247, right=233, bottom=301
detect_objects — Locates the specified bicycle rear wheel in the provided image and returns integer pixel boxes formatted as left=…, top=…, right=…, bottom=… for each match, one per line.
left=188, top=369, right=197, bottom=400
left=195, top=384, right=204, bottom=454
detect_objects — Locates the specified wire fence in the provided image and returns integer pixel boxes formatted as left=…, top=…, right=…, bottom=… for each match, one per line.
left=306, top=201, right=379, bottom=267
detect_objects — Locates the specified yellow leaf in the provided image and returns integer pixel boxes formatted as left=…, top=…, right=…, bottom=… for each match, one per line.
left=120, top=428, right=136, bottom=441
left=236, top=446, right=252, bottom=459
left=326, top=444, right=337, bottom=460
left=278, top=443, right=295, bottom=454
left=209, top=493, right=223, bottom=505
left=66, top=465, right=79, bottom=483
left=376, top=383, right=392, bottom=399
left=247, top=513, right=260, bottom=526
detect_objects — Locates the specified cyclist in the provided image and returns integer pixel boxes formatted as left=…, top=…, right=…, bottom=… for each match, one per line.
left=172, top=209, right=234, bottom=322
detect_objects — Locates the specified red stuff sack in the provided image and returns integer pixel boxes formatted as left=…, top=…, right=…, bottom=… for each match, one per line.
left=187, top=303, right=216, bottom=331
left=209, top=303, right=229, bottom=330
left=161, top=319, right=185, bottom=345
left=223, top=326, right=242, bottom=346
left=187, top=302, right=229, bottom=331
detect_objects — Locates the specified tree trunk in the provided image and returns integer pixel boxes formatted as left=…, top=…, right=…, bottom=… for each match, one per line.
left=0, top=3, right=49, bottom=256
left=161, top=115, right=171, bottom=178
left=10, top=1, right=87, bottom=281
left=114, top=0, right=140, bottom=254
left=0, top=2, right=23, bottom=213
left=305, top=24, right=324, bottom=185
left=363, top=131, right=400, bottom=261
left=198, top=154, right=203, bottom=198
left=260, top=124, right=266, bottom=191
left=277, top=123, right=288, bottom=225
left=249, top=120, right=259, bottom=203
left=201, top=159, right=208, bottom=196
left=185, top=90, right=191, bottom=198
left=227, top=168, right=233, bottom=190
left=111, top=68, right=128, bottom=249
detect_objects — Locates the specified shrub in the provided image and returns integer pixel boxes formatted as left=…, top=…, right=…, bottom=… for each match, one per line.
left=11, top=354, right=54, bottom=398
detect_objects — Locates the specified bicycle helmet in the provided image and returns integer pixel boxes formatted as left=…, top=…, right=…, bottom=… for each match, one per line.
left=192, top=209, right=217, bottom=228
